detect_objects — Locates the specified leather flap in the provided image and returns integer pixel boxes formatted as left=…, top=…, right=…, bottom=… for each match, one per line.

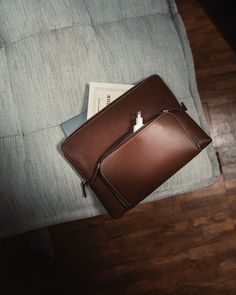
left=100, top=113, right=200, bottom=207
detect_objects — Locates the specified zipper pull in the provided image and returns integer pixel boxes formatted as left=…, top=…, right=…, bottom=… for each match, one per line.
left=90, top=163, right=101, bottom=183
left=81, top=179, right=87, bottom=198
left=180, top=102, right=187, bottom=111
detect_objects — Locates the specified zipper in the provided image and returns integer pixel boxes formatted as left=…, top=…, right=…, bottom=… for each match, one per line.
left=81, top=179, right=87, bottom=198
left=100, top=175, right=131, bottom=209
left=90, top=163, right=101, bottom=183
left=81, top=163, right=130, bottom=207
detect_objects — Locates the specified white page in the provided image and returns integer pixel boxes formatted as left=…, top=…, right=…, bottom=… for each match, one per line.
left=87, top=82, right=134, bottom=119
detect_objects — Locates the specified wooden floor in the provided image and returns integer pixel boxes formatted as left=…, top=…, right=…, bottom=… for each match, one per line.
left=1, top=0, right=236, bottom=294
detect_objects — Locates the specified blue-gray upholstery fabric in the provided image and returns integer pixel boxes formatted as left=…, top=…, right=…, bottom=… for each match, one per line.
left=0, top=0, right=220, bottom=238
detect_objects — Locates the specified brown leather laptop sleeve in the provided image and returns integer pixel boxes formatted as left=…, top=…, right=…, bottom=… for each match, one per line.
left=61, top=75, right=212, bottom=218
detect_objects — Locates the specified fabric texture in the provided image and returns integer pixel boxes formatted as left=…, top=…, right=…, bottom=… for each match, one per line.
left=0, top=0, right=220, bottom=238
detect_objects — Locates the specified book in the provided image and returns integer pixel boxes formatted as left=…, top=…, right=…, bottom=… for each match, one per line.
left=61, top=82, right=133, bottom=136
left=87, top=82, right=133, bottom=119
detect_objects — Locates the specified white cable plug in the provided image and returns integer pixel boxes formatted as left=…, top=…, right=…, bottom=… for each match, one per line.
left=133, top=111, right=144, bottom=133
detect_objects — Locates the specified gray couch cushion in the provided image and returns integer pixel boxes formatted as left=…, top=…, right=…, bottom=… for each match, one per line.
left=0, top=0, right=220, bottom=237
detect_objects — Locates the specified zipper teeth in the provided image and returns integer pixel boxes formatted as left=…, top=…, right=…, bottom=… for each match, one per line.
left=90, top=163, right=101, bottom=183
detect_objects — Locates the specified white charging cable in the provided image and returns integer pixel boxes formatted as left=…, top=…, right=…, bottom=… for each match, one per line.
left=133, top=111, right=144, bottom=133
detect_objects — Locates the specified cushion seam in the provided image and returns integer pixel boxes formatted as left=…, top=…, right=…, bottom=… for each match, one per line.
left=5, top=11, right=177, bottom=48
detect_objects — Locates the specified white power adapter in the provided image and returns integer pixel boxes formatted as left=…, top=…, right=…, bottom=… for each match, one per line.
left=133, top=111, right=144, bottom=133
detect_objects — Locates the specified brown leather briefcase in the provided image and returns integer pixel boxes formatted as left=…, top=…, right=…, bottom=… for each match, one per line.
left=61, top=75, right=212, bottom=218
